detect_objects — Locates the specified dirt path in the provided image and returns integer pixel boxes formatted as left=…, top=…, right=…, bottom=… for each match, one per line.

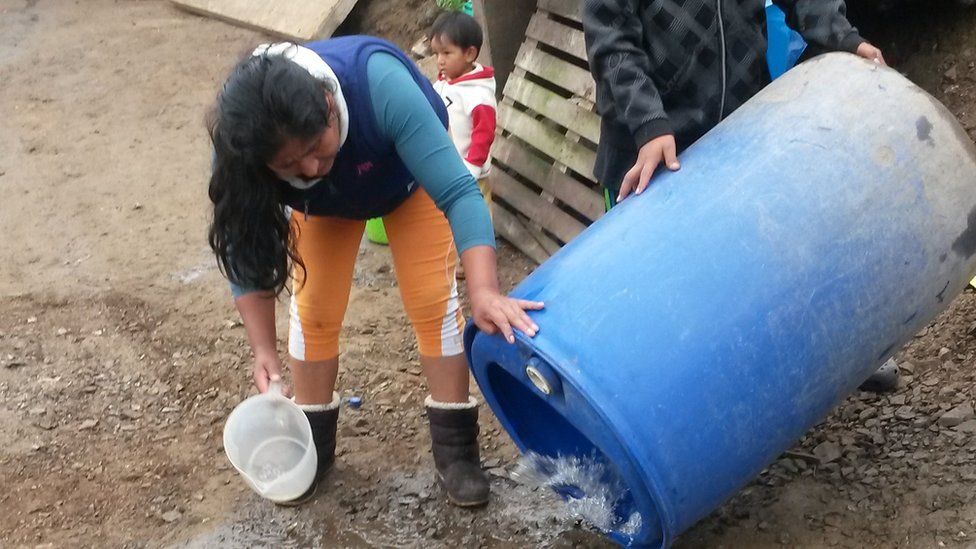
left=1, top=1, right=975, bottom=547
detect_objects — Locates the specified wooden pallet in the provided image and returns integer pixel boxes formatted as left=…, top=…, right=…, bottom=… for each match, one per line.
left=171, top=0, right=359, bottom=42
left=490, top=0, right=603, bottom=264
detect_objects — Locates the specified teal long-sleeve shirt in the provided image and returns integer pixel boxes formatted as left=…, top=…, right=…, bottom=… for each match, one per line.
left=231, top=52, right=494, bottom=297
left=366, top=52, right=495, bottom=251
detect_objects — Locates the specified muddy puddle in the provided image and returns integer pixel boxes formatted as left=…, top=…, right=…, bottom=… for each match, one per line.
left=175, top=467, right=613, bottom=548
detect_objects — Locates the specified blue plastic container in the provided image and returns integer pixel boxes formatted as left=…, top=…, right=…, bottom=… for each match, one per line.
left=765, top=1, right=806, bottom=79
left=465, top=54, right=976, bottom=547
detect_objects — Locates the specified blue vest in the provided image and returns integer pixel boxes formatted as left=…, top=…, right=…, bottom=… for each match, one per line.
left=279, top=36, right=449, bottom=219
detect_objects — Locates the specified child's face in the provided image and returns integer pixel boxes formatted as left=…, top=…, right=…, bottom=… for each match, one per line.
left=431, top=35, right=478, bottom=80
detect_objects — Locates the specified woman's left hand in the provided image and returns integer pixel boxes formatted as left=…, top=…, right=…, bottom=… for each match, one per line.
left=470, top=288, right=544, bottom=344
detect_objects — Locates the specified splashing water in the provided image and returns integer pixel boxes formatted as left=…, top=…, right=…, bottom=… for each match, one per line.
left=511, top=452, right=642, bottom=539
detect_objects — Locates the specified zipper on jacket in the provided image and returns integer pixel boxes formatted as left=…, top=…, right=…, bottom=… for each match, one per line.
left=716, top=0, right=728, bottom=121
left=304, top=199, right=309, bottom=221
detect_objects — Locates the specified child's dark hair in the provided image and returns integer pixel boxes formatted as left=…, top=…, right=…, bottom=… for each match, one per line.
left=430, top=11, right=483, bottom=52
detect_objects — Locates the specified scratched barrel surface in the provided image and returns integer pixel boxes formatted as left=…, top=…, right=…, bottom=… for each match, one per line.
left=465, top=53, right=976, bottom=547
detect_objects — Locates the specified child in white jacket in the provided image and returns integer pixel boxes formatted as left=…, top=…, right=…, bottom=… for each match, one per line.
left=430, top=11, right=496, bottom=216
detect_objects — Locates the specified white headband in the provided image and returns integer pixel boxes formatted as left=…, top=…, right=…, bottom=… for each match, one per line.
left=252, top=43, right=349, bottom=147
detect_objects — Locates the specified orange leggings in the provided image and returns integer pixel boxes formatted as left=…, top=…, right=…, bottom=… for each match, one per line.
left=287, top=189, right=464, bottom=362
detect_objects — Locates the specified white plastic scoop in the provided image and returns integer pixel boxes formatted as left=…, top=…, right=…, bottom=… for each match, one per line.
left=222, top=382, right=317, bottom=502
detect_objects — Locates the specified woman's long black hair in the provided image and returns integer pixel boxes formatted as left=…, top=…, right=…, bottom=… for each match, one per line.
left=207, top=47, right=335, bottom=296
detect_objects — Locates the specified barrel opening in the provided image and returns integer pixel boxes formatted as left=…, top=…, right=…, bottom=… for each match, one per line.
left=486, top=362, right=646, bottom=541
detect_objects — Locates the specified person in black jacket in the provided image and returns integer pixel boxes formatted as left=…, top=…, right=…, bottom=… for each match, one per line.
left=583, top=0, right=885, bottom=204
left=582, top=0, right=900, bottom=393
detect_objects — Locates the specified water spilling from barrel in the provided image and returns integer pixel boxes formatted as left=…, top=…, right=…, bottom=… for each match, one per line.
left=511, top=452, right=641, bottom=540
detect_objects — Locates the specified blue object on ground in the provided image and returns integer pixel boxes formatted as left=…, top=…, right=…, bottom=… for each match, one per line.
left=347, top=396, right=362, bottom=409
left=465, top=54, right=976, bottom=548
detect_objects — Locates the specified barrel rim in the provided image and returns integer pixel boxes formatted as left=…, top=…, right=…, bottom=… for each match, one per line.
left=466, top=325, right=677, bottom=546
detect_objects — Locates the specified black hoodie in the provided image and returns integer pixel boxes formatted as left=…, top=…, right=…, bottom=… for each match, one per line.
left=582, top=0, right=864, bottom=189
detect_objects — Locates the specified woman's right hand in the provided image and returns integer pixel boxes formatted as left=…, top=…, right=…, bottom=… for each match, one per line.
left=252, top=351, right=286, bottom=394
left=235, top=292, right=287, bottom=395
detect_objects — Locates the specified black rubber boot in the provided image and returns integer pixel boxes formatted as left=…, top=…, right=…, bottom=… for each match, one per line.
left=859, top=358, right=900, bottom=393
left=276, top=394, right=339, bottom=507
left=425, top=396, right=490, bottom=507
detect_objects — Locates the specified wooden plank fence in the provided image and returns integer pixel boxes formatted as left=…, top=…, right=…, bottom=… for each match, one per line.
left=171, top=0, right=360, bottom=42
left=489, top=0, right=603, bottom=264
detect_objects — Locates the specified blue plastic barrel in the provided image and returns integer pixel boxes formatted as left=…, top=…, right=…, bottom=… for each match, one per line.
left=466, top=54, right=976, bottom=548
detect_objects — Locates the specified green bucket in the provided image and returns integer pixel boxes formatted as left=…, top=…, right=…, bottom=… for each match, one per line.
left=436, top=0, right=473, bottom=15
left=365, top=218, right=389, bottom=245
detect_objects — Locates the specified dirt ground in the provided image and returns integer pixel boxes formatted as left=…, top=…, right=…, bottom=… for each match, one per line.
left=1, top=0, right=976, bottom=547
